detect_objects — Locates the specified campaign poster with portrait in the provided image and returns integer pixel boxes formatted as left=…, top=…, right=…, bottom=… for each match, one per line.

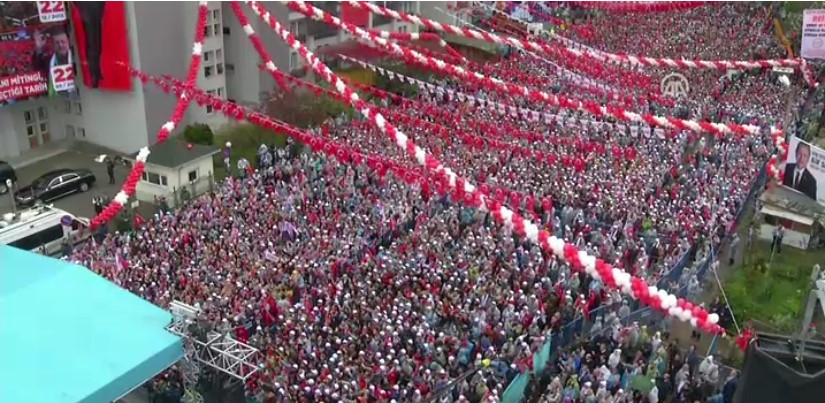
left=782, top=136, right=825, bottom=205
left=69, top=1, right=132, bottom=90
left=0, top=1, right=75, bottom=105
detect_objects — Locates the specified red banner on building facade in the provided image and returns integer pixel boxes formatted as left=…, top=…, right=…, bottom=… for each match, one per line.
left=341, top=2, right=370, bottom=28
left=0, top=1, right=74, bottom=105
left=70, top=1, right=131, bottom=90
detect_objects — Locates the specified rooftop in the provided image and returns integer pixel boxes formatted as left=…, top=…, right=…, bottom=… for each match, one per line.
left=0, top=246, right=183, bottom=403
left=128, top=139, right=219, bottom=169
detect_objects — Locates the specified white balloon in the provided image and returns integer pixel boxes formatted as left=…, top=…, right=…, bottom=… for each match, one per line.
left=668, top=307, right=680, bottom=316
left=679, top=310, right=692, bottom=322
left=671, top=307, right=684, bottom=318
left=667, top=295, right=677, bottom=308
left=708, top=313, right=720, bottom=324
left=657, top=290, right=669, bottom=305
left=690, top=318, right=698, bottom=328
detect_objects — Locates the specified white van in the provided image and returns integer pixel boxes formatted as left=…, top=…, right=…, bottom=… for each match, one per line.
left=0, top=205, right=90, bottom=255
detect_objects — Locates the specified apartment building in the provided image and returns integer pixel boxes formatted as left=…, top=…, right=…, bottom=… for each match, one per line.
left=0, top=1, right=446, bottom=160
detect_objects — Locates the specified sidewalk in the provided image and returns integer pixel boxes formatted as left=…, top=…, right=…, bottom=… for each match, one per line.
left=5, top=139, right=125, bottom=170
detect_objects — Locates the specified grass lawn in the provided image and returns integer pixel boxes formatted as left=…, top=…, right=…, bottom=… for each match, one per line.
left=211, top=123, right=292, bottom=181
left=725, top=240, right=823, bottom=333
left=785, top=1, right=824, bottom=13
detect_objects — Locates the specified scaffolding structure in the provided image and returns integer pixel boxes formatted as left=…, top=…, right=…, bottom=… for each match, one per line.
left=166, top=301, right=262, bottom=402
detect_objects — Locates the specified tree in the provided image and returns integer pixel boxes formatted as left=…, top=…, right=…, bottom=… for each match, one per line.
left=182, top=123, right=215, bottom=145
left=264, top=87, right=354, bottom=129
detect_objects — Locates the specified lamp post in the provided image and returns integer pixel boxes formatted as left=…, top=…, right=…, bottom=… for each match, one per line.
left=5, top=179, right=14, bottom=216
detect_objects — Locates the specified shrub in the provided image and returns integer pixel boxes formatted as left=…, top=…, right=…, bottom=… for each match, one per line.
left=182, top=123, right=215, bottom=145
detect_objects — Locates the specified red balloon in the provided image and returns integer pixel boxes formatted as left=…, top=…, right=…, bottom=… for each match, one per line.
left=186, top=143, right=194, bottom=150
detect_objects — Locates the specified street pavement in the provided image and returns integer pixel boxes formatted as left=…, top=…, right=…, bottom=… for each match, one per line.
left=0, top=150, right=133, bottom=220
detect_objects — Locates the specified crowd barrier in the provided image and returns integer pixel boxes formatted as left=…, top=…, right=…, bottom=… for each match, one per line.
left=502, top=160, right=769, bottom=403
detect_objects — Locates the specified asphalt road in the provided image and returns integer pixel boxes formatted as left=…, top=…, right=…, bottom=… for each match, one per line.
left=0, top=151, right=133, bottom=220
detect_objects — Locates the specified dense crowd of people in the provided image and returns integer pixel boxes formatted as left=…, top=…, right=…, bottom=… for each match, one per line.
left=61, top=2, right=812, bottom=402
left=526, top=322, right=740, bottom=403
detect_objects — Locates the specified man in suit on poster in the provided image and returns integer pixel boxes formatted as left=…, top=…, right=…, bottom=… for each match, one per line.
left=783, top=141, right=818, bottom=200
left=74, top=2, right=106, bottom=88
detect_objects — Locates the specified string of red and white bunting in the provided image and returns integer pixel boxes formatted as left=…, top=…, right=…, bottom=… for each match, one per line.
left=329, top=74, right=669, bottom=145
left=574, top=1, right=709, bottom=14
left=244, top=0, right=724, bottom=334
left=152, top=69, right=565, bottom=236
left=341, top=1, right=817, bottom=87
left=344, top=33, right=664, bottom=108
left=523, top=3, right=594, bottom=39
left=286, top=0, right=774, bottom=140
left=88, top=1, right=209, bottom=230
left=339, top=53, right=673, bottom=126
left=232, top=24, right=617, bottom=173
left=767, top=132, right=789, bottom=183
left=229, top=4, right=589, bottom=168
left=229, top=1, right=290, bottom=92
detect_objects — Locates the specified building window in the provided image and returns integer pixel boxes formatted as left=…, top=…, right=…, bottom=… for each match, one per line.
left=398, top=25, right=407, bottom=33
left=188, top=169, right=199, bottom=182
left=213, top=23, right=221, bottom=36
left=24, top=107, right=49, bottom=146
left=204, top=25, right=212, bottom=37
left=289, top=50, right=299, bottom=70
left=226, top=63, right=235, bottom=73
left=63, top=100, right=72, bottom=113
left=66, top=125, right=75, bottom=138
left=73, top=102, right=82, bottom=116
left=212, top=9, right=220, bottom=21
left=203, top=50, right=223, bottom=77
left=141, top=171, right=168, bottom=186
left=223, top=26, right=231, bottom=35
left=216, top=87, right=224, bottom=98
left=205, top=89, right=216, bottom=114
left=78, top=127, right=86, bottom=138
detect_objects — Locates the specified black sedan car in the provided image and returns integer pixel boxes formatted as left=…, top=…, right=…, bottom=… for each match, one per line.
left=15, top=168, right=96, bottom=207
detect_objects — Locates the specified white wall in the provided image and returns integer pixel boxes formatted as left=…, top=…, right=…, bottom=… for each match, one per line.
left=759, top=223, right=811, bottom=250
left=0, top=107, right=18, bottom=159
left=1, top=97, right=70, bottom=158
left=173, top=157, right=214, bottom=189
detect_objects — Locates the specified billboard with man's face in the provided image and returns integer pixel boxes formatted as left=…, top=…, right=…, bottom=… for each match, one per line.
left=782, top=136, right=825, bottom=205
left=0, top=1, right=74, bottom=105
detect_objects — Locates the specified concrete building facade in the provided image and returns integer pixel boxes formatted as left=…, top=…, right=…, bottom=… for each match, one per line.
left=0, top=1, right=440, bottom=161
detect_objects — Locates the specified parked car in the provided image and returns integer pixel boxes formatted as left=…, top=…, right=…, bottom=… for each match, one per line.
left=15, top=168, right=96, bottom=207
left=0, top=161, right=16, bottom=194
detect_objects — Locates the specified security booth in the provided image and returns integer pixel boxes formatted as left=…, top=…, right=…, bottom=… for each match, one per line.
left=126, top=139, right=220, bottom=209
left=758, top=185, right=825, bottom=250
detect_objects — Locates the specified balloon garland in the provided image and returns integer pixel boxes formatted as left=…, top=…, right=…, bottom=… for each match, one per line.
left=286, top=0, right=775, bottom=140
left=574, top=1, right=709, bottom=14
left=244, top=0, right=724, bottom=334
left=339, top=1, right=816, bottom=87
left=88, top=1, right=209, bottom=230
left=148, top=69, right=572, bottom=235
